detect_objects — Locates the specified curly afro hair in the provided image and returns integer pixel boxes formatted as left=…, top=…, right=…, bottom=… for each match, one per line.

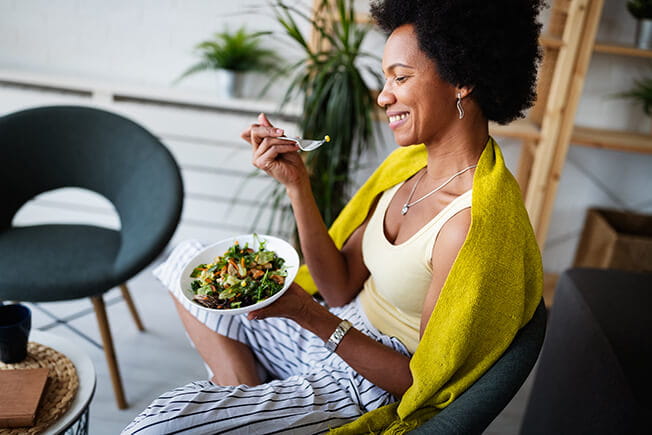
left=370, top=0, right=544, bottom=124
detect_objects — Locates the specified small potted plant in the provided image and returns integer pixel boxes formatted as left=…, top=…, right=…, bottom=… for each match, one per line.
left=177, top=27, right=280, bottom=98
left=627, top=0, right=652, bottom=49
left=618, top=76, right=652, bottom=133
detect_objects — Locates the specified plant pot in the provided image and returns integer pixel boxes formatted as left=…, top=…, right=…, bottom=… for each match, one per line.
left=216, top=69, right=244, bottom=99
left=635, top=19, right=652, bottom=50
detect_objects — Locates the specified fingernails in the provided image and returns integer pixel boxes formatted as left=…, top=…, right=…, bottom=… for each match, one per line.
left=275, top=128, right=283, bottom=135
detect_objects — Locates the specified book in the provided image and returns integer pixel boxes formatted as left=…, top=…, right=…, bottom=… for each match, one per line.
left=0, top=367, right=49, bottom=427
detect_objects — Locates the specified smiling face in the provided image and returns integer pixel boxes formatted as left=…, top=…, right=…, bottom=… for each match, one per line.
left=378, top=24, right=459, bottom=147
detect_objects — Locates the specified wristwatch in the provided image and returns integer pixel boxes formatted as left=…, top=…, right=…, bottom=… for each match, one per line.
left=325, top=319, right=353, bottom=352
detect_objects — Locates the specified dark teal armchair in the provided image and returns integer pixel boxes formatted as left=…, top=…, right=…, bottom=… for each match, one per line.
left=409, top=300, right=547, bottom=434
left=0, top=105, right=183, bottom=409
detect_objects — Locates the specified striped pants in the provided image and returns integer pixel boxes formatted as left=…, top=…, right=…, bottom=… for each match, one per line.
left=123, top=241, right=410, bottom=435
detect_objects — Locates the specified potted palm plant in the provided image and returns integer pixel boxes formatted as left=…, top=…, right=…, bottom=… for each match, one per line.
left=255, top=0, right=383, bottom=234
left=618, top=76, right=652, bottom=133
left=177, top=27, right=281, bottom=98
left=627, top=0, right=652, bottom=49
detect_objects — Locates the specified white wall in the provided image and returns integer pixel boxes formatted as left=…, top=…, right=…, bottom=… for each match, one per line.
left=0, top=0, right=650, bottom=274
left=0, top=0, right=297, bottom=95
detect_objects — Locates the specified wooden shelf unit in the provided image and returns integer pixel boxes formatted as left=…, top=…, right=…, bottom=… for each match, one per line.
left=572, top=125, right=652, bottom=153
left=490, top=119, right=541, bottom=141
left=593, top=42, right=652, bottom=58
left=494, top=0, right=652, bottom=247
left=542, top=36, right=652, bottom=59
left=490, top=122, right=652, bottom=155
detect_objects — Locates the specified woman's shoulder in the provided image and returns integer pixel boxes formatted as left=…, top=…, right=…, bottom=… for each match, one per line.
left=433, top=207, right=472, bottom=257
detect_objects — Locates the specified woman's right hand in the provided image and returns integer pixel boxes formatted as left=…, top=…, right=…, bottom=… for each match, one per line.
left=240, top=113, right=309, bottom=189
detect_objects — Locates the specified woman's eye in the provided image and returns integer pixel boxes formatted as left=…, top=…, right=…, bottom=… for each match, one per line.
left=395, top=76, right=407, bottom=83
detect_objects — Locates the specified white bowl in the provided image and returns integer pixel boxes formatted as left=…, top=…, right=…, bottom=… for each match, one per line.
left=179, top=234, right=300, bottom=315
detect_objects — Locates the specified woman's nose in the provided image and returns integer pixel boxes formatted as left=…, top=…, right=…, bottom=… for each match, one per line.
left=377, top=82, right=395, bottom=108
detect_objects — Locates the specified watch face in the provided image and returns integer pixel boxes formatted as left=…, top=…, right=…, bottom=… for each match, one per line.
left=326, top=320, right=352, bottom=352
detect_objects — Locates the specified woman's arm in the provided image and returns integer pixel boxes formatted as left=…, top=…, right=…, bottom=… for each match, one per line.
left=241, top=113, right=371, bottom=306
left=329, top=209, right=472, bottom=396
left=248, top=211, right=471, bottom=397
left=249, top=202, right=471, bottom=398
left=420, top=209, right=472, bottom=336
left=288, top=181, right=373, bottom=306
left=249, top=283, right=413, bottom=397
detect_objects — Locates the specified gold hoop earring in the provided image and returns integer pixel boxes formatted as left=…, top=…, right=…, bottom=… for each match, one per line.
left=456, top=92, right=465, bottom=119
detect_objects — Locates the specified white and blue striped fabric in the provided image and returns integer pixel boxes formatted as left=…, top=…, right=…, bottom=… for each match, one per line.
left=123, top=241, right=410, bottom=435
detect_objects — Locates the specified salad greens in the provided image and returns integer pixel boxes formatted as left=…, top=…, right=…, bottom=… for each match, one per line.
left=189, top=236, right=287, bottom=310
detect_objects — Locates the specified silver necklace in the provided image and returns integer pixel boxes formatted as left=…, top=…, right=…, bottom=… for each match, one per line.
left=401, top=164, right=477, bottom=215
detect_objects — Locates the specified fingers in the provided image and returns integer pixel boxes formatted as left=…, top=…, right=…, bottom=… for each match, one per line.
left=247, top=303, right=276, bottom=320
left=247, top=310, right=262, bottom=321
left=246, top=283, right=311, bottom=321
left=240, top=112, right=277, bottom=145
left=252, top=140, right=298, bottom=171
left=258, top=112, right=273, bottom=127
left=250, top=126, right=285, bottom=149
left=240, top=113, right=301, bottom=175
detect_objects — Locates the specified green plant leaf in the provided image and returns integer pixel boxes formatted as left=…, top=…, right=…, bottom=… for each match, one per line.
left=176, top=26, right=282, bottom=82
left=251, top=0, right=381, bottom=235
left=615, top=76, right=652, bottom=115
left=627, top=0, right=652, bottom=19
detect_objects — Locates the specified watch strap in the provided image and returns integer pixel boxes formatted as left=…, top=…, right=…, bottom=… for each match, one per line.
left=325, top=319, right=353, bottom=352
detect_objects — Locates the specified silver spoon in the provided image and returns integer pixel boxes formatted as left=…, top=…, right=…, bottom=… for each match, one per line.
left=278, top=135, right=331, bottom=151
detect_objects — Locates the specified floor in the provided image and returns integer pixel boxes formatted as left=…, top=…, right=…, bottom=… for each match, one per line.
left=24, top=253, right=535, bottom=434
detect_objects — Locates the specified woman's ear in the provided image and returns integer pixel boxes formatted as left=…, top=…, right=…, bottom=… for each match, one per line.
left=456, top=86, right=474, bottom=99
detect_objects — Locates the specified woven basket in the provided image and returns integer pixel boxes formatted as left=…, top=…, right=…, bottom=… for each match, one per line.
left=0, top=341, right=79, bottom=435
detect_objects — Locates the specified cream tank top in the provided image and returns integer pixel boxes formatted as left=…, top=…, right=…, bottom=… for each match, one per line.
left=358, top=182, right=472, bottom=353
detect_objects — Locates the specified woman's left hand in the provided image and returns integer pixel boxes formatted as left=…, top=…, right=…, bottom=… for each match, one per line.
left=247, top=282, right=317, bottom=322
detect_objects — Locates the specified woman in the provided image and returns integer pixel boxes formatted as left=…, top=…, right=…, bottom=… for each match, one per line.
left=125, top=0, right=544, bottom=433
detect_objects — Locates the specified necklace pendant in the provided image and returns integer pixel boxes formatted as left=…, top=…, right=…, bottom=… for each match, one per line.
left=401, top=204, right=409, bottom=215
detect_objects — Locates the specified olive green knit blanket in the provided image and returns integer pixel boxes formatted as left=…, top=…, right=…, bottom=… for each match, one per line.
left=295, top=137, right=543, bottom=433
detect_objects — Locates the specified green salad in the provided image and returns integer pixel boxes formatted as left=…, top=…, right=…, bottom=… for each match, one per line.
left=189, top=236, right=287, bottom=310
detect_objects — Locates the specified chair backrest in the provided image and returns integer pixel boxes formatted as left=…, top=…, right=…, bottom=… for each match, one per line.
left=408, top=300, right=547, bottom=435
left=520, top=269, right=650, bottom=435
left=0, top=105, right=183, bottom=279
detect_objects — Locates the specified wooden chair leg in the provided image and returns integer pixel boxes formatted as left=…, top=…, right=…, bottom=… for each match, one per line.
left=120, top=284, right=145, bottom=331
left=91, top=295, right=128, bottom=409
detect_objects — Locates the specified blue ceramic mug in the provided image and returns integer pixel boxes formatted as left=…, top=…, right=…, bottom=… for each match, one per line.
left=0, top=304, right=32, bottom=363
